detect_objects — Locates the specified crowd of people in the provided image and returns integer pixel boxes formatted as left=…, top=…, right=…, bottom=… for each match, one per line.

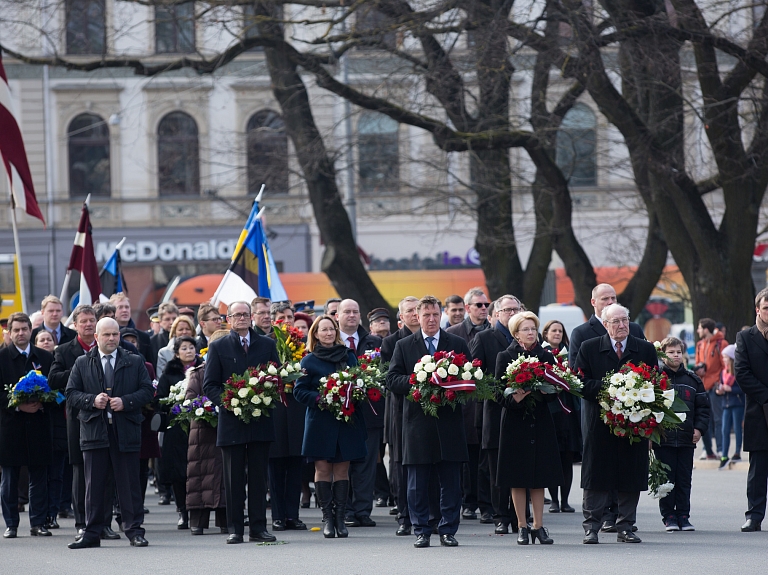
left=0, top=282, right=767, bottom=549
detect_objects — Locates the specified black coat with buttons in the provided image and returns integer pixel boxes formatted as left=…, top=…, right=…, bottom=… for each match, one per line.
left=494, top=341, right=563, bottom=489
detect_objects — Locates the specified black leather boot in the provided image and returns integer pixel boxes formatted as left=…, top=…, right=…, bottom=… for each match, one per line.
left=315, top=481, right=335, bottom=538
left=177, top=511, right=189, bottom=530
left=332, top=480, right=350, bottom=538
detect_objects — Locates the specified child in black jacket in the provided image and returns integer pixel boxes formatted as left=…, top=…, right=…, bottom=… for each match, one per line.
left=654, top=336, right=710, bottom=532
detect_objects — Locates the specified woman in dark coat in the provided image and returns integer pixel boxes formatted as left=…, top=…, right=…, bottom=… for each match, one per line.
left=157, top=336, right=202, bottom=530
left=293, top=315, right=367, bottom=539
left=184, top=329, right=229, bottom=534
left=495, top=312, right=563, bottom=545
left=541, top=320, right=580, bottom=513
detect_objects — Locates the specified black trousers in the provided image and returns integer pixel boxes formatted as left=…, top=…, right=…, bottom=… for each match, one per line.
left=394, top=459, right=410, bottom=527
left=462, top=444, right=480, bottom=511
left=82, top=426, right=144, bottom=541
left=583, top=489, right=639, bottom=533
left=654, top=445, right=694, bottom=519
left=747, top=449, right=768, bottom=522
left=0, top=465, right=47, bottom=529
left=407, top=461, right=462, bottom=537
left=222, top=441, right=270, bottom=536
left=549, top=451, right=575, bottom=505
left=348, top=428, right=382, bottom=519
left=268, top=456, right=303, bottom=521
left=486, top=448, right=511, bottom=524
left=190, top=507, right=227, bottom=529
left=72, top=462, right=115, bottom=530
left=476, top=447, right=493, bottom=515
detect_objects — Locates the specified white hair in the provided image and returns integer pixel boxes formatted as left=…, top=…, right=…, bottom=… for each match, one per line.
left=601, top=303, right=630, bottom=322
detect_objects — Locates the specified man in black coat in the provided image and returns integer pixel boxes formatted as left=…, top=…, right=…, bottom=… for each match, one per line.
left=735, top=287, right=768, bottom=532
left=0, top=312, right=54, bottom=539
left=49, top=305, right=119, bottom=541
left=470, top=295, right=521, bottom=534
left=337, top=299, right=383, bottom=528
left=574, top=303, right=657, bottom=544
left=65, top=318, right=154, bottom=549
left=387, top=295, right=471, bottom=548
left=203, top=300, right=280, bottom=544
left=31, top=295, right=77, bottom=346
left=381, top=296, right=420, bottom=535
left=149, top=302, right=178, bottom=368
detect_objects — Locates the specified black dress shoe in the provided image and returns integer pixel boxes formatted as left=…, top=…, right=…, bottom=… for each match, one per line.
left=583, top=530, right=599, bottom=544
left=45, top=517, right=60, bottom=528
left=249, top=531, right=277, bottom=543
left=220, top=527, right=229, bottom=534
left=191, top=527, right=204, bottom=535
left=389, top=507, right=398, bottom=515
left=742, top=519, right=762, bottom=532
left=479, top=513, right=493, bottom=524
left=68, top=538, right=100, bottom=549
left=344, top=517, right=361, bottom=527
left=59, top=509, right=75, bottom=519
left=375, top=498, right=387, bottom=507
left=440, top=534, right=458, bottom=547
left=227, top=534, right=244, bottom=544
left=548, top=502, right=561, bottom=513
left=617, top=530, right=641, bottom=543
left=461, top=508, right=477, bottom=520
left=130, top=535, right=149, bottom=547
left=413, top=534, right=430, bottom=548
left=357, top=516, right=376, bottom=527
left=101, top=527, right=121, bottom=540
left=157, top=494, right=171, bottom=505
left=560, top=503, right=575, bottom=513
left=272, top=520, right=286, bottom=531
left=285, top=518, right=307, bottom=530
left=396, top=524, right=412, bottom=536
left=30, top=526, right=52, bottom=536
left=600, top=520, right=617, bottom=533
left=3, top=527, right=17, bottom=539
left=494, top=522, right=509, bottom=535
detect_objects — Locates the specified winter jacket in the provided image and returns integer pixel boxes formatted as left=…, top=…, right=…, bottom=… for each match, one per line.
left=658, top=364, right=710, bottom=448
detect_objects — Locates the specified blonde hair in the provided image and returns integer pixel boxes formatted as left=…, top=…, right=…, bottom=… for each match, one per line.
left=170, top=315, right=196, bottom=338
left=307, top=315, right=343, bottom=352
left=508, top=311, right=540, bottom=336
left=40, top=295, right=63, bottom=311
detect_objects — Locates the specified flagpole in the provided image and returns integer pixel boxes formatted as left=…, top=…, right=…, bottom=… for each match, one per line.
left=9, top=197, right=28, bottom=314
left=59, top=194, right=92, bottom=311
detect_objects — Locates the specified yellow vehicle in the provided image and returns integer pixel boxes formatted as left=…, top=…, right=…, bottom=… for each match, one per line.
left=0, top=254, right=23, bottom=321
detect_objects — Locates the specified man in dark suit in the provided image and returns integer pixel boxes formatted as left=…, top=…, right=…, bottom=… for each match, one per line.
left=447, top=287, right=492, bottom=523
left=735, top=287, right=768, bottom=532
left=49, top=305, right=120, bottom=541
left=65, top=318, right=154, bottom=549
left=110, top=294, right=152, bottom=360
left=149, top=302, right=178, bottom=368
left=470, top=295, right=521, bottom=534
left=203, top=300, right=280, bottom=544
left=387, top=295, right=471, bottom=548
left=31, top=295, right=77, bottom=347
left=0, top=312, right=55, bottom=539
left=575, top=303, right=657, bottom=544
left=196, top=303, right=223, bottom=349
left=381, top=296, right=420, bottom=535
left=336, top=298, right=383, bottom=528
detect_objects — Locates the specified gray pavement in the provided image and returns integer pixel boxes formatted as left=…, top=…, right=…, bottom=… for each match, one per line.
left=1, top=459, right=762, bottom=575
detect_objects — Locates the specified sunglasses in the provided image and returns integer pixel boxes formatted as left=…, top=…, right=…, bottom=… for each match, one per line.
left=473, top=302, right=491, bottom=308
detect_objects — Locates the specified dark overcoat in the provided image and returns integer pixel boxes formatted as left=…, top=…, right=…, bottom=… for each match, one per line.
left=447, top=318, right=489, bottom=446
left=0, top=344, right=54, bottom=467
left=47, top=338, right=83, bottom=454
left=269, top=391, right=306, bottom=459
left=202, top=329, right=279, bottom=447
left=294, top=350, right=367, bottom=461
left=574, top=334, right=657, bottom=491
left=381, top=326, right=412, bottom=461
left=386, top=329, right=470, bottom=465
left=354, top=327, right=384, bottom=430
left=470, top=327, right=510, bottom=450
left=735, top=327, right=768, bottom=452
left=66, top=347, right=154, bottom=453
left=569, top=315, right=644, bottom=368
left=494, top=341, right=563, bottom=488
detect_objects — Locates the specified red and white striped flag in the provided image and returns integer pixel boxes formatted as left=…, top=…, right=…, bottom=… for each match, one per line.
left=0, top=50, right=45, bottom=226
left=66, top=200, right=102, bottom=305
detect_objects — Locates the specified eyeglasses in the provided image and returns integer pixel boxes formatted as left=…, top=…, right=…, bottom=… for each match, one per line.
left=499, top=308, right=521, bottom=314
left=473, top=302, right=491, bottom=308
left=328, top=310, right=338, bottom=316
left=606, top=318, right=630, bottom=326
left=227, top=312, right=251, bottom=320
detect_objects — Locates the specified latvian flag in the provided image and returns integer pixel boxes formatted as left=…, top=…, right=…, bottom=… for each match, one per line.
left=67, top=201, right=102, bottom=305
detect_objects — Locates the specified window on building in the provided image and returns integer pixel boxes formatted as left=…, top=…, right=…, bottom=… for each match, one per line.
left=247, top=110, right=288, bottom=195
left=358, top=112, right=399, bottom=194
left=354, top=6, right=397, bottom=50
left=66, top=0, right=106, bottom=55
left=156, top=2, right=195, bottom=54
left=242, top=3, right=283, bottom=52
left=556, top=103, right=597, bottom=187
left=68, top=113, right=110, bottom=197
left=157, top=112, right=200, bottom=196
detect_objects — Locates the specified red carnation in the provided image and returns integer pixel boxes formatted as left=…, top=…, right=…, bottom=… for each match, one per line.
left=454, top=353, right=467, bottom=365
left=341, top=404, right=355, bottom=416
left=367, top=388, right=382, bottom=402
left=515, top=373, right=527, bottom=383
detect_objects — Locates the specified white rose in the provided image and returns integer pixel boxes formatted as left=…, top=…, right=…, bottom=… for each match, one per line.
left=421, top=355, right=433, bottom=363
left=238, top=388, right=249, bottom=398
left=463, top=362, right=474, bottom=371
left=416, top=371, right=428, bottom=383
left=204, top=401, right=212, bottom=407
left=195, top=408, right=204, bottom=416
left=414, top=363, right=424, bottom=373
left=424, top=363, right=436, bottom=373
left=252, top=408, right=261, bottom=417
left=331, top=386, right=339, bottom=393
left=447, top=364, right=459, bottom=376
left=231, top=398, right=240, bottom=407
left=462, top=371, right=472, bottom=380
left=474, top=369, right=483, bottom=379
left=263, top=396, right=272, bottom=406
left=436, top=367, right=448, bottom=379
left=234, top=407, right=242, bottom=416
left=249, top=378, right=258, bottom=386
left=267, top=364, right=278, bottom=375
left=264, top=381, right=273, bottom=388
left=600, top=401, right=611, bottom=411
left=251, top=395, right=262, bottom=405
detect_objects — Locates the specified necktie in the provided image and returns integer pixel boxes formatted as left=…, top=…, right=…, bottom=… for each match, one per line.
left=426, top=336, right=436, bottom=355
left=50, top=330, right=58, bottom=345
left=347, top=336, right=356, bottom=353
left=104, top=355, right=114, bottom=394
left=242, top=338, right=249, bottom=354
left=615, top=342, right=623, bottom=360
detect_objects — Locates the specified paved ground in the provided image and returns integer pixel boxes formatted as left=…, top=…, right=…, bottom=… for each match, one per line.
left=2, top=456, right=761, bottom=575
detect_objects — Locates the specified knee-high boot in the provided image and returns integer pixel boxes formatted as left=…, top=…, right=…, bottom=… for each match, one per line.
left=332, top=480, right=350, bottom=538
left=315, top=481, right=335, bottom=538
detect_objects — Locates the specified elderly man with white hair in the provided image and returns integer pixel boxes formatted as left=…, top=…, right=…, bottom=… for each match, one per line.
left=574, top=303, right=657, bottom=545
left=65, top=317, right=154, bottom=549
